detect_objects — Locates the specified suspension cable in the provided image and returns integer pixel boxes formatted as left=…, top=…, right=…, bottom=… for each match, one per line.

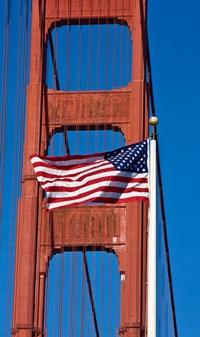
left=141, top=1, right=178, bottom=336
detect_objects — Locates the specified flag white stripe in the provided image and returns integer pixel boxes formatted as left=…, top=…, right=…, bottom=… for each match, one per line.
left=47, top=190, right=149, bottom=210
left=38, top=169, right=147, bottom=186
left=43, top=178, right=148, bottom=190
left=46, top=180, right=148, bottom=198
left=33, top=160, right=112, bottom=180
left=41, top=174, right=147, bottom=189
left=31, top=155, right=104, bottom=167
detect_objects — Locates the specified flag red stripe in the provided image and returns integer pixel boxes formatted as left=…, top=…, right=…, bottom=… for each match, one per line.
left=30, top=152, right=105, bottom=162
left=35, top=164, right=114, bottom=181
left=46, top=195, right=149, bottom=211
left=39, top=172, right=148, bottom=187
left=47, top=185, right=149, bottom=199
left=44, top=176, right=148, bottom=192
left=32, top=157, right=105, bottom=171
left=45, top=183, right=148, bottom=193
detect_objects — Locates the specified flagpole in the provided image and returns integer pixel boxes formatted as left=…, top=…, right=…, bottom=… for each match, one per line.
left=147, top=116, right=158, bottom=337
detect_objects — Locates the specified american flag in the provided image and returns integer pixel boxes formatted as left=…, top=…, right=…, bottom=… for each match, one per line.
left=30, top=140, right=149, bottom=212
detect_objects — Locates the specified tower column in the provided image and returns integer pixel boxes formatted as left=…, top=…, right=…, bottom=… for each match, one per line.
left=11, top=1, right=45, bottom=336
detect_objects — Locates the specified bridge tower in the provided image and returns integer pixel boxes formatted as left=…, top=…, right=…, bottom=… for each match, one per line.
left=11, top=1, right=149, bottom=336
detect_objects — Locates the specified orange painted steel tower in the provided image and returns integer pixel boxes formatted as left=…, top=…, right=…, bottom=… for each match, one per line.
left=11, top=1, right=149, bottom=336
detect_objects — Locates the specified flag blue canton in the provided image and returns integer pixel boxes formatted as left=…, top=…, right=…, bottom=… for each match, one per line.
left=104, top=140, right=148, bottom=173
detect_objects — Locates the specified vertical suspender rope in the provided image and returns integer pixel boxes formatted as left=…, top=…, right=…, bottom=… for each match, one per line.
left=3, top=1, right=13, bottom=335
left=5, top=0, right=24, bottom=334
left=83, top=251, right=100, bottom=337
left=0, top=0, right=11, bottom=245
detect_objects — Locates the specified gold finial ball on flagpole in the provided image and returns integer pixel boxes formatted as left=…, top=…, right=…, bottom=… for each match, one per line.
left=149, top=116, right=158, bottom=126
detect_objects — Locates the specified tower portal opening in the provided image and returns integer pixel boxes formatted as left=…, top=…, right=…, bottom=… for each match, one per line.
left=46, top=23, right=132, bottom=91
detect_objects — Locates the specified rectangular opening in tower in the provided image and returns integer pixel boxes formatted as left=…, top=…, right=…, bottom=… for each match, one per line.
left=45, top=251, right=121, bottom=337
left=48, top=129, right=125, bottom=156
left=46, top=23, right=132, bottom=91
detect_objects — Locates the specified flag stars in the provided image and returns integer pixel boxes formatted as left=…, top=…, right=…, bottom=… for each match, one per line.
left=105, top=140, right=148, bottom=173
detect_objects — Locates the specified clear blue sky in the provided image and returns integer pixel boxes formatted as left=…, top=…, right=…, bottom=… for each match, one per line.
left=149, top=1, right=200, bottom=335
left=0, top=1, right=200, bottom=336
